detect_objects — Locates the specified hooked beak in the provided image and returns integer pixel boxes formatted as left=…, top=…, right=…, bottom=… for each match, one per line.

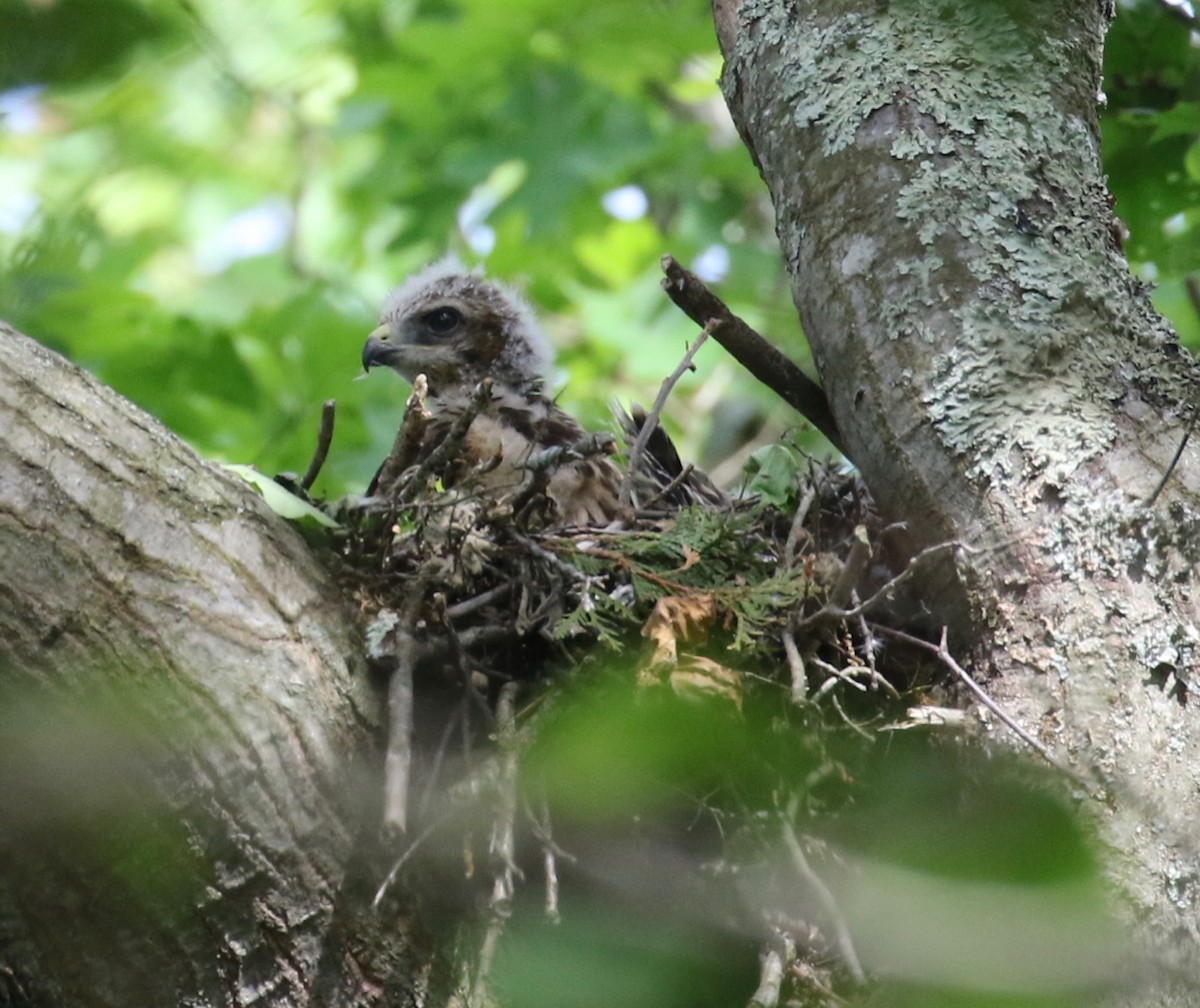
left=362, top=323, right=398, bottom=372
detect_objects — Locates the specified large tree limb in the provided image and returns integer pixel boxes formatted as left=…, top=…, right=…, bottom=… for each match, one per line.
left=0, top=324, right=400, bottom=1007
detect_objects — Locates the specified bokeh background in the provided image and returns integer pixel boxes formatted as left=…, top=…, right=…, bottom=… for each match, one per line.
left=5, top=0, right=1196, bottom=499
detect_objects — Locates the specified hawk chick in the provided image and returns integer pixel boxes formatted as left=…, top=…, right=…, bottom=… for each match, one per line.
left=362, top=258, right=621, bottom=525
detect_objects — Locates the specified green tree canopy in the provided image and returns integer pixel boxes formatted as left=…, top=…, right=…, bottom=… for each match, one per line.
left=2, top=0, right=1197, bottom=495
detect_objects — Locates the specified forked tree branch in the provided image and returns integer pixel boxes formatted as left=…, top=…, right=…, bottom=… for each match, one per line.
left=660, top=255, right=847, bottom=456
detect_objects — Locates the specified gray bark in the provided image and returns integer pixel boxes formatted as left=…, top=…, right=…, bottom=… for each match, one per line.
left=0, top=325, right=406, bottom=1007
left=714, top=0, right=1200, bottom=1003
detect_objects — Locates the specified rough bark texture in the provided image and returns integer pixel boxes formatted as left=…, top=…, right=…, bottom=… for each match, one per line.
left=714, top=0, right=1200, bottom=1002
left=0, top=325, right=407, bottom=1007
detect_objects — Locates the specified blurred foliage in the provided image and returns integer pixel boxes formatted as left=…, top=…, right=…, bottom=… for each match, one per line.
left=0, top=0, right=800, bottom=498
left=497, top=675, right=1118, bottom=1008
left=1103, top=0, right=1200, bottom=344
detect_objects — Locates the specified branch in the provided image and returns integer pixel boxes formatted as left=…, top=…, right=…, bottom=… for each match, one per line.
left=781, top=796, right=865, bottom=984
left=382, top=633, right=416, bottom=835
left=372, top=374, right=430, bottom=496
left=618, top=323, right=712, bottom=511
left=300, top=399, right=336, bottom=492
left=660, top=255, right=847, bottom=455
left=877, top=626, right=1097, bottom=789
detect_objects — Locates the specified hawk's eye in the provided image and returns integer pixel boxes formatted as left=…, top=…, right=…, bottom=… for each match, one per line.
left=424, top=306, right=462, bottom=335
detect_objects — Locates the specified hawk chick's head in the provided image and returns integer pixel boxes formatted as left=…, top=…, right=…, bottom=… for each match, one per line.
left=362, top=258, right=553, bottom=394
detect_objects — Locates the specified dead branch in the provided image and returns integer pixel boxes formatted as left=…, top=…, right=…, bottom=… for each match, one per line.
left=618, top=323, right=713, bottom=512
left=473, top=681, right=521, bottom=1003
left=382, top=632, right=416, bottom=835
left=826, top=526, right=871, bottom=612
left=660, top=255, right=846, bottom=455
left=747, top=944, right=786, bottom=1008
left=373, top=375, right=431, bottom=496
left=781, top=795, right=865, bottom=984
left=300, top=399, right=336, bottom=492
left=877, top=626, right=1097, bottom=789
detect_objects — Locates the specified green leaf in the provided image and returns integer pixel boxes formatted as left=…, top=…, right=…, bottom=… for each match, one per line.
left=743, top=442, right=806, bottom=507
left=222, top=464, right=341, bottom=529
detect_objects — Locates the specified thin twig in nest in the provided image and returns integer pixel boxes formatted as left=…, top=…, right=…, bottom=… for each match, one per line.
left=373, top=375, right=430, bottom=496
left=445, top=583, right=515, bottom=620
left=748, top=944, right=786, bottom=1008
left=799, top=539, right=964, bottom=628
left=618, top=324, right=712, bottom=512
left=525, top=795, right=575, bottom=924
left=635, top=461, right=699, bottom=513
left=826, top=526, right=871, bottom=611
left=784, top=485, right=817, bottom=567
left=782, top=624, right=807, bottom=703
left=397, top=377, right=494, bottom=503
left=372, top=818, right=442, bottom=910
left=660, top=254, right=846, bottom=455
left=473, top=681, right=521, bottom=1003
left=300, top=399, right=336, bottom=492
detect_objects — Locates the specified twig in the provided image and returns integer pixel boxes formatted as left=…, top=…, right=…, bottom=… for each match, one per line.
left=782, top=624, right=807, bottom=703
left=829, top=690, right=874, bottom=739
left=1146, top=402, right=1197, bottom=506
left=781, top=796, right=865, bottom=984
left=826, top=526, right=871, bottom=611
left=300, top=399, right=336, bottom=492
left=747, top=945, right=786, bottom=1008
left=800, top=540, right=964, bottom=628
left=509, top=532, right=591, bottom=583
left=660, top=255, right=846, bottom=455
left=473, top=681, right=521, bottom=1003
left=632, top=461, right=697, bottom=513
left=397, top=377, right=493, bottom=502
left=373, top=375, right=430, bottom=496
left=619, top=324, right=712, bottom=511
left=542, top=844, right=561, bottom=925
left=382, top=631, right=416, bottom=835
left=372, top=816, right=447, bottom=910
left=445, top=583, right=514, bottom=620
left=877, top=626, right=1095, bottom=787
left=418, top=702, right=466, bottom=820
left=524, top=796, right=575, bottom=925
left=784, top=485, right=817, bottom=567
left=879, top=705, right=970, bottom=731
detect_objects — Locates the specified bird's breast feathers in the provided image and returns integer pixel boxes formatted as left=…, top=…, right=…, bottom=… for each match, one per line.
left=426, top=384, right=620, bottom=524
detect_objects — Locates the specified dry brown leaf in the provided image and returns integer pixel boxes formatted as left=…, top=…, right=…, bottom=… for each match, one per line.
left=638, top=594, right=741, bottom=703
left=668, top=654, right=742, bottom=706
left=669, top=544, right=701, bottom=574
left=641, top=593, right=719, bottom=670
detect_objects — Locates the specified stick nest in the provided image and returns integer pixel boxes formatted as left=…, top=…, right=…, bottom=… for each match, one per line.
left=327, top=434, right=917, bottom=708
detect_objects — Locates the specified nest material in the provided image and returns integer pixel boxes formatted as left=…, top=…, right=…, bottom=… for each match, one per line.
left=331, top=413, right=909, bottom=706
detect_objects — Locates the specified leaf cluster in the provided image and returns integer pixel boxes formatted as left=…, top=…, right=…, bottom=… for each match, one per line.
left=0, top=0, right=821, bottom=501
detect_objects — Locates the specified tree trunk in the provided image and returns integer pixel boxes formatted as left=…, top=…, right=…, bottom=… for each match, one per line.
left=0, top=325, right=412, bottom=1007
left=714, top=0, right=1200, bottom=1002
